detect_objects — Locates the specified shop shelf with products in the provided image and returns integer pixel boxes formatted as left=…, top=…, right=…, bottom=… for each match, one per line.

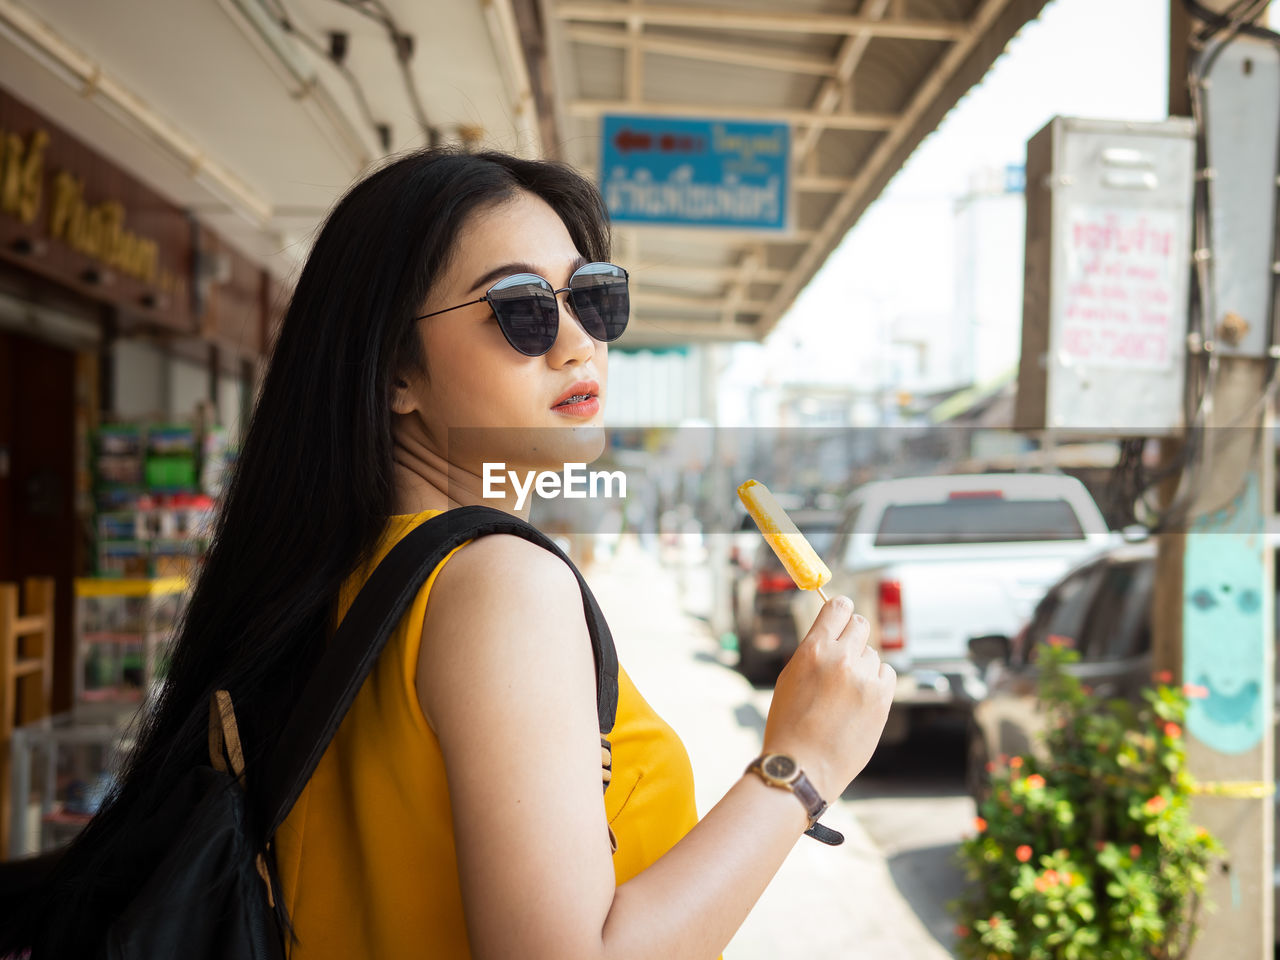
left=7, top=707, right=138, bottom=857
left=73, top=577, right=188, bottom=712
left=93, top=422, right=216, bottom=577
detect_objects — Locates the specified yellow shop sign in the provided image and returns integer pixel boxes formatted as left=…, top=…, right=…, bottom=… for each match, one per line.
left=0, top=125, right=163, bottom=285
left=48, top=172, right=159, bottom=284
left=0, top=128, right=47, bottom=225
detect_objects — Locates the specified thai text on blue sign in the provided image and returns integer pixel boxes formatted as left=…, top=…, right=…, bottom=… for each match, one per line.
left=599, top=115, right=790, bottom=231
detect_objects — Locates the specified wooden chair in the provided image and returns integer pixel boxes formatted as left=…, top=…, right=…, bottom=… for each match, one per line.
left=0, top=579, right=55, bottom=860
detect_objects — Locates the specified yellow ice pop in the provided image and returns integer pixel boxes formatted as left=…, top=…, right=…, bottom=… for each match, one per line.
left=737, top=479, right=831, bottom=601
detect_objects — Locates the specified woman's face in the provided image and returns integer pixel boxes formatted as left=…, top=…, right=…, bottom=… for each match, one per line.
left=400, top=189, right=609, bottom=476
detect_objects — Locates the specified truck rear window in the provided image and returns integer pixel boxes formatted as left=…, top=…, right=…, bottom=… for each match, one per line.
left=873, top=498, right=1086, bottom=546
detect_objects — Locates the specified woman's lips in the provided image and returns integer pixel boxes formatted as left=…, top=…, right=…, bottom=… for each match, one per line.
left=551, top=395, right=600, bottom=417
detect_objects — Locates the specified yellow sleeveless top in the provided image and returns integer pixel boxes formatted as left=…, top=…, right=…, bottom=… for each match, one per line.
left=275, top=510, right=701, bottom=958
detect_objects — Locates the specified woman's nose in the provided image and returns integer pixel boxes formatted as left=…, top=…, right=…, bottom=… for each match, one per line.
left=547, top=291, right=595, bottom=363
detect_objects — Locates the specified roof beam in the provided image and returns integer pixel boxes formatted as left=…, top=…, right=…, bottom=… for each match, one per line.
left=624, top=226, right=816, bottom=244
left=763, top=0, right=1025, bottom=329
left=633, top=261, right=786, bottom=283
left=632, top=291, right=769, bottom=312
left=567, top=25, right=837, bottom=76
left=721, top=246, right=765, bottom=327
left=554, top=3, right=968, bottom=40
left=795, top=0, right=893, bottom=165
left=625, top=318, right=763, bottom=344
left=570, top=99, right=896, bottom=130
left=794, top=174, right=856, bottom=192
left=625, top=0, right=643, bottom=103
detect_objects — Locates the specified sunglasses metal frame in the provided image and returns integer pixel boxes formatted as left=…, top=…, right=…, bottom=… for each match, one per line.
left=413, top=261, right=629, bottom=356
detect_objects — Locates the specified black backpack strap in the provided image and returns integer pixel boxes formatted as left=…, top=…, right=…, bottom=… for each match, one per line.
left=261, top=505, right=619, bottom=838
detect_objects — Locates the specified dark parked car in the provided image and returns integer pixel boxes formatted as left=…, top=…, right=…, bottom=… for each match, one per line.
left=731, top=508, right=838, bottom=683
left=966, top=540, right=1156, bottom=802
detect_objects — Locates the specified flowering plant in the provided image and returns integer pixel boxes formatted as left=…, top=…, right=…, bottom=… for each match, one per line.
left=950, top=643, right=1222, bottom=959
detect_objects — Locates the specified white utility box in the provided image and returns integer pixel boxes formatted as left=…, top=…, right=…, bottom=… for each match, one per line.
left=1015, top=116, right=1196, bottom=436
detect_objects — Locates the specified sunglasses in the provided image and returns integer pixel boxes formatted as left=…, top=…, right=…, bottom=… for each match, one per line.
left=414, top=261, right=630, bottom=357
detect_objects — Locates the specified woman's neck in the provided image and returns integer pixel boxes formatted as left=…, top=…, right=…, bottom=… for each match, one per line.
left=390, top=433, right=530, bottom=520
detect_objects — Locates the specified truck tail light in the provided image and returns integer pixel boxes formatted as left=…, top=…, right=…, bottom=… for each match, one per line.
left=878, top=579, right=905, bottom=651
left=757, top=570, right=797, bottom=593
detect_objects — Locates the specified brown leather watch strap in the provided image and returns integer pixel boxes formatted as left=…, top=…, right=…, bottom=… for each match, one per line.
left=789, top=771, right=827, bottom=825
left=745, top=754, right=845, bottom=846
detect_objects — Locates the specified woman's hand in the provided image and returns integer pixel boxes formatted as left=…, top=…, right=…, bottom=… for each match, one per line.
left=761, top=596, right=895, bottom=800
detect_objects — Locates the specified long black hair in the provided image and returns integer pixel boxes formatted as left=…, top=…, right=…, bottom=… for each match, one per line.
left=1, top=147, right=611, bottom=956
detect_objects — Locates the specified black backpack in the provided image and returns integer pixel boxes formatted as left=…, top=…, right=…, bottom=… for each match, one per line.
left=9, top=506, right=619, bottom=959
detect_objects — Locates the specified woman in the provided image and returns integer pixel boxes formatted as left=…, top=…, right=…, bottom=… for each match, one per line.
left=1, top=148, right=894, bottom=959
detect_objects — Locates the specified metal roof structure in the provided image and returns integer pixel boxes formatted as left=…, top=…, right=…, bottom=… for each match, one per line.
left=536, top=0, right=1051, bottom=346
left=0, top=0, right=1052, bottom=347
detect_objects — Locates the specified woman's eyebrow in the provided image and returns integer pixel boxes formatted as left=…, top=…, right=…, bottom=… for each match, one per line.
left=466, top=255, right=590, bottom=295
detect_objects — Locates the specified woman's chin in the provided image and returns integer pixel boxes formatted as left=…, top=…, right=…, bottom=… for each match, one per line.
left=524, top=423, right=606, bottom=471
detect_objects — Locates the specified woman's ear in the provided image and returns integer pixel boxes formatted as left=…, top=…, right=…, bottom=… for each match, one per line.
left=390, top=374, right=418, bottom=416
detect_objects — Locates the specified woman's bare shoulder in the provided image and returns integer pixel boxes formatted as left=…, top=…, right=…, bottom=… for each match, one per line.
left=431, top=532, right=579, bottom=605
left=415, top=532, right=591, bottom=732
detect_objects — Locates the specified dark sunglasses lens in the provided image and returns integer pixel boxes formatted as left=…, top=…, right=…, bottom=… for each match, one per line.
left=568, top=263, right=629, bottom=342
left=487, top=275, right=559, bottom=356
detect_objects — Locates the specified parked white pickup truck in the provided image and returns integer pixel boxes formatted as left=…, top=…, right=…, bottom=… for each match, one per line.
left=791, top=473, right=1112, bottom=743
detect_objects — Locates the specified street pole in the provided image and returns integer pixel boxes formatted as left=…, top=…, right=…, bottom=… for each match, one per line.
left=1154, top=3, right=1276, bottom=956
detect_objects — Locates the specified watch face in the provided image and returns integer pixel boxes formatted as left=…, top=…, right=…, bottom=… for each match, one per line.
left=762, top=754, right=797, bottom=781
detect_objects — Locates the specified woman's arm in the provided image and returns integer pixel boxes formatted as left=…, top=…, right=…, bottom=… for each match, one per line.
left=418, top=534, right=891, bottom=960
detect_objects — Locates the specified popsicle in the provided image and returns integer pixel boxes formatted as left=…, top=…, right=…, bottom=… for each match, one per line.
left=737, top=479, right=832, bottom=602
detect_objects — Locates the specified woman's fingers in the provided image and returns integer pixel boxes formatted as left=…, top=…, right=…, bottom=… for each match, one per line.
left=837, top=611, right=871, bottom=658
left=807, top=596, right=854, bottom=646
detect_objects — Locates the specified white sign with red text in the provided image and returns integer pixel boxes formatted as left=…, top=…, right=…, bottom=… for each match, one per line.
left=1059, top=206, right=1181, bottom=370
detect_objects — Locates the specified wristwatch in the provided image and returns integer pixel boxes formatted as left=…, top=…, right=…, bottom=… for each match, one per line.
left=745, top=753, right=844, bottom=846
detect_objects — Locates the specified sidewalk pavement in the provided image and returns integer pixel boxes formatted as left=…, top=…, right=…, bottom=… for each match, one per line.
left=583, top=536, right=956, bottom=960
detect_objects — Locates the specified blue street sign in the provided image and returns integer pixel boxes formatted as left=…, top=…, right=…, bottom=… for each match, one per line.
left=1004, top=163, right=1026, bottom=194
left=599, top=115, right=790, bottom=232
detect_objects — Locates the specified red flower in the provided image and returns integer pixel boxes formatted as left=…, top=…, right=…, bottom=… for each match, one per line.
left=1095, top=840, right=1107, bottom=852
left=1016, top=844, right=1033, bottom=862
left=1164, top=722, right=1182, bottom=738
left=1154, top=670, right=1173, bottom=684
left=1145, top=795, right=1168, bottom=814
left=989, top=916, right=1001, bottom=929
left=974, top=817, right=988, bottom=833
left=955, top=924, right=970, bottom=938
left=1025, top=774, right=1046, bottom=789
left=1009, top=756, right=1024, bottom=770
left=1012, top=805, right=1024, bottom=816
left=1044, top=869, right=1060, bottom=885
left=1183, top=683, right=1209, bottom=699
left=1034, top=874, right=1052, bottom=893
left=1130, top=844, right=1142, bottom=858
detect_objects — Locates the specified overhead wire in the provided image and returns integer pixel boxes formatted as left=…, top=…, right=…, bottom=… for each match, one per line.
left=328, top=0, right=441, bottom=147
left=1130, top=0, right=1280, bottom=531
left=258, top=0, right=387, bottom=156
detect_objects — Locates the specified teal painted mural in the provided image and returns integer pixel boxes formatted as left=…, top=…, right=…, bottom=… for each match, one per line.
left=1183, top=472, right=1272, bottom=753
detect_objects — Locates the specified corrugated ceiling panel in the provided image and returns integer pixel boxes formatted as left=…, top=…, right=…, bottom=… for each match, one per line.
left=813, top=128, right=884, bottom=177
left=853, top=37, right=953, bottom=113
left=643, top=53, right=823, bottom=107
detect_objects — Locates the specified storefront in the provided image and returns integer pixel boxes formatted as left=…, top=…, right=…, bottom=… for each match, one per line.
left=0, top=80, right=280, bottom=719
